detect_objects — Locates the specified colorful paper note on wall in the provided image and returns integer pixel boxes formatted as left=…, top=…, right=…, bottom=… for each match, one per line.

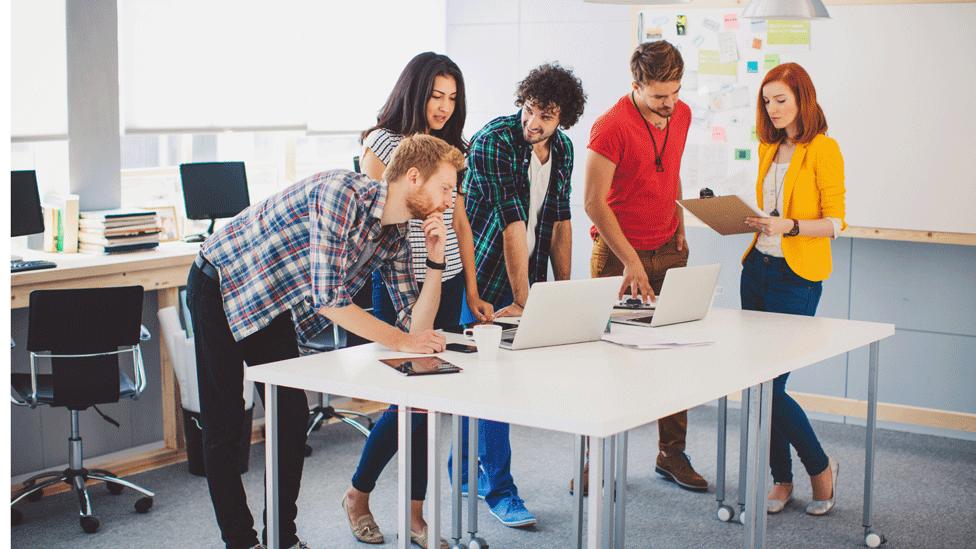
left=767, top=20, right=810, bottom=46
left=699, top=50, right=738, bottom=77
left=704, top=18, right=720, bottom=33
left=723, top=13, right=739, bottom=31
left=751, top=127, right=758, bottom=142
left=676, top=15, right=687, bottom=35
left=735, top=148, right=752, bottom=161
left=752, top=38, right=763, bottom=50
left=711, top=126, right=727, bottom=143
left=763, top=53, right=781, bottom=71
left=747, top=61, right=759, bottom=73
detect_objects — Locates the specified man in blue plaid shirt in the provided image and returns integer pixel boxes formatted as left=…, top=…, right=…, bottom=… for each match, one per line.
left=186, top=135, right=464, bottom=549
left=455, top=64, right=587, bottom=528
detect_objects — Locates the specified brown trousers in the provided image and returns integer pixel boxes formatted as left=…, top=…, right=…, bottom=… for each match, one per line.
left=591, top=232, right=690, bottom=454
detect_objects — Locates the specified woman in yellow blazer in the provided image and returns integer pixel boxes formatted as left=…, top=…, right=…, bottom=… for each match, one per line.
left=742, top=63, right=846, bottom=517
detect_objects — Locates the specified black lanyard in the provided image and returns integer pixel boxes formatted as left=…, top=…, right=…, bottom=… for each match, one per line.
left=632, top=91, right=669, bottom=173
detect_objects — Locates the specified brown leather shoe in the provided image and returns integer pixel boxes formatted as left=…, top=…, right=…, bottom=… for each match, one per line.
left=568, top=462, right=589, bottom=497
left=655, top=451, right=708, bottom=492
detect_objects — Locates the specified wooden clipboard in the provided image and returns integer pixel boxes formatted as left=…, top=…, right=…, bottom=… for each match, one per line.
left=676, top=196, right=766, bottom=235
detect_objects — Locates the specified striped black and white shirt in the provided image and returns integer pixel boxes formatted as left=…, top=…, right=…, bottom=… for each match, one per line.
left=363, top=128, right=463, bottom=282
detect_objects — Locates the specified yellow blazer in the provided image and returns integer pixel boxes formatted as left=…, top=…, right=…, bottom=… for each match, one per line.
left=743, top=133, right=846, bottom=282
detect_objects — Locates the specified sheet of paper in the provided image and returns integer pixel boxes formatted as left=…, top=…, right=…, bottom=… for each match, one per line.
left=750, top=20, right=768, bottom=33
left=723, top=13, right=739, bottom=31
left=711, top=126, right=727, bottom=143
left=767, top=20, right=811, bottom=46
left=703, top=18, right=720, bottom=33
left=698, top=50, right=737, bottom=77
left=718, top=32, right=739, bottom=63
left=763, top=53, right=781, bottom=71
left=601, top=332, right=714, bottom=350
left=752, top=37, right=763, bottom=50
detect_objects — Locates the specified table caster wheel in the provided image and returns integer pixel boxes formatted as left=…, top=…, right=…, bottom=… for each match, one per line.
left=12, top=508, right=23, bottom=526
left=135, top=496, right=153, bottom=513
left=26, top=487, right=43, bottom=502
left=304, top=444, right=313, bottom=457
left=468, top=537, right=488, bottom=549
left=738, top=510, right=747, bottom=525
left=865, top=531, right=885, bottom=547
left=107, top=482, right=124, bottom=495
left=717, top=504, right=735, bottom=522
left=80, top=515, right=100, bottom=533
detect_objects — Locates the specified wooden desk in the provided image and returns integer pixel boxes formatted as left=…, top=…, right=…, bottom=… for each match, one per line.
left=12, top=242, right=200, bottom=454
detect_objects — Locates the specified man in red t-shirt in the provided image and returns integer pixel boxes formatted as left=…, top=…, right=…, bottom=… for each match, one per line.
left=580, top=40, right=708, bottom=494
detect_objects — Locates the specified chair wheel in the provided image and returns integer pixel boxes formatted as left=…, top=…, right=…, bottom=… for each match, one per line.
left=80, top=515, right=100, bottom=533
left=26, top=487, right=44, bottom=502
left=135, top=497, right=153, bottom=513
left=12, top=508, right=23, bottom=526
left=717, top=504, right=735, bottom=522
left=304, top=444, right=313, bottom=457
left=865, top=531, right=885, bottom=547
left=106, top=482, right=124, bottom=495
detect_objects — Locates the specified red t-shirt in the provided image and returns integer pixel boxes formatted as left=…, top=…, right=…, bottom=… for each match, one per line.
left=588, top=95, right=691, bottom=250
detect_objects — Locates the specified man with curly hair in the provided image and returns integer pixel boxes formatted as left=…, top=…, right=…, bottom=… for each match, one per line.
left=583, top=40, right=709, bottom=495
left=451, top=63, right=586, bottom=528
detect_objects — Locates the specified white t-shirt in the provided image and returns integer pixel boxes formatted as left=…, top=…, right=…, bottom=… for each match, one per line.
left=525, top=150, right=552, bottom=255
left=756, top=158, right=842, bottom=257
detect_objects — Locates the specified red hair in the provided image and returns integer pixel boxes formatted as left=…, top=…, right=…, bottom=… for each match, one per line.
left=756, top=62, right=827, bottom=145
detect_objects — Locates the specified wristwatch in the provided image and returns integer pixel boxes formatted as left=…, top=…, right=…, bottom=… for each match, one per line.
left=784, top=219, right=800, bottom=237
left=425, top=257, right=447, bottom=270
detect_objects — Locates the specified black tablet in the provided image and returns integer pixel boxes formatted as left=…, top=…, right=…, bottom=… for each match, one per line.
left=380, top=356, right=463, bottom=376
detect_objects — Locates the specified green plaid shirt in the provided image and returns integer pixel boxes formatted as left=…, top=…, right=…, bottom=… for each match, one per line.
left=462, top=112, right=573, bottom=306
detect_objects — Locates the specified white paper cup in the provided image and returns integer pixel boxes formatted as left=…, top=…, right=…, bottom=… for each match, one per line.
left=463, top=324, right=502, bottom=361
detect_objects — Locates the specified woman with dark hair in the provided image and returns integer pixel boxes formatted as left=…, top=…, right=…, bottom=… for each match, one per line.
left=340, top=52, right=488, bottom=548
left=742, top=62, right=846, bottom=516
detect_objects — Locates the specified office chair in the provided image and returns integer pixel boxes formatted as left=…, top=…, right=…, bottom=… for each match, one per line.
left=301, top=281, right=376, bottom=456
left=10, top=286, right=155, bottom=533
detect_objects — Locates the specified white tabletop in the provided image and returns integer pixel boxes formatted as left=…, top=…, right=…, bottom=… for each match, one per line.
left=246, top=308, right=893, bottom=438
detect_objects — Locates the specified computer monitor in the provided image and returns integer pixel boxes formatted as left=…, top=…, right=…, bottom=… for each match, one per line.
left=179, top=161, right=251, bottom=242
left=11, top=170, right=45, bottom=238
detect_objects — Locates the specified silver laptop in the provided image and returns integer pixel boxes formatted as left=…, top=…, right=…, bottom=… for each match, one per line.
left=499, top=276, right=622, bottom=350
left=611, top=264, right=721, bottom=327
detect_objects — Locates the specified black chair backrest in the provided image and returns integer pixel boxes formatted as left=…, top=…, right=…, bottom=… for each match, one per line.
left=27, top=286, right=145, bottom=408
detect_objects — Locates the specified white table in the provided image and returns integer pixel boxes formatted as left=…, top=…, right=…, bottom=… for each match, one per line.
left=246, top=308, right=893, bottom=549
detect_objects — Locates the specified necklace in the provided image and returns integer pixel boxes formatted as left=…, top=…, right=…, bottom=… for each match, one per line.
left=770, top=145, right=790, bottom=217
left=631, top=92, right=670, bottom=173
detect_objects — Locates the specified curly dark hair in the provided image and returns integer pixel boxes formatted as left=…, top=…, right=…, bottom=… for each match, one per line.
left=514, top=63, right=587, bottom=129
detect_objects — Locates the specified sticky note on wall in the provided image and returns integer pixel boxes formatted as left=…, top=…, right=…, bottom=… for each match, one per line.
left=735, top=148, right=752, bottom=160
left=723, top=14, right=739, bottom=30
left=711, top=126, right=728, bottom=143
left=699, top=50, right=738, bottom=76
left=763, top=53, right=781, bottom=71
left=747, top=61, right=759, bottom=73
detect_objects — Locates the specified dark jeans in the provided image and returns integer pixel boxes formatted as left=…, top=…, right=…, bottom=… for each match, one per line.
left=740, top=248, right=829, bottom=483
left=351, top=272, right=465, bottom=500
left=186, top=262, right=309, bottom=549
left=454, top=288, right=518, bottom=507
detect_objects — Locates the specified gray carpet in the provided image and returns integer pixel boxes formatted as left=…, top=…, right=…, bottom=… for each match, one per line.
left=11, top=406, right=976, bottom=548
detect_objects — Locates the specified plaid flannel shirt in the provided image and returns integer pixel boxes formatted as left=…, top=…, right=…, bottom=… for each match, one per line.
left=201, top=169, right=415, bottom=344
left=462, top=112, right=573, bottom=306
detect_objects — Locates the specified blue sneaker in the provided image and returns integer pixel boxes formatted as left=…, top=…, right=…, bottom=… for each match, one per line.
left=488, top=495, right=537, bottom=528
left=460, top=468, right=489, bottom=500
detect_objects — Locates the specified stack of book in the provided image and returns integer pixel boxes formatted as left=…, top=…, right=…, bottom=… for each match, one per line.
left=78, top=209, right=162, bottom=254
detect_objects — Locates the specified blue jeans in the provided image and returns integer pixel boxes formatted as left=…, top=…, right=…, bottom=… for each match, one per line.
left=450, top=288, right=518, bottom=507
left=351, top=272, right=466, bottom=500
left=740, top=249, right=829, bottom=483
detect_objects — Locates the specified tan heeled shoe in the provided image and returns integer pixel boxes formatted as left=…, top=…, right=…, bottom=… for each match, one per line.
left=340, top=494, right=384, bottom=544
left=806, top=457, right=839, bottom=516
left=409, top=526, right=449, bottom=549
left=766, top=482, right=794, bottom=514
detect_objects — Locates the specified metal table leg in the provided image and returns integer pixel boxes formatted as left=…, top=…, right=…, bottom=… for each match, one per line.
left=467, top=417, right=487, bottom=548
left=742, top=381, right=773, bottom=549
left=737, top=387, right=751, bottom=523
left=716, top=396, right=735, bottom=522
left=602, top=436, right=616, bottom=548
left=587, top=436, right=605, bottom=549
left=451, top=415, right=464, bottom=549
left=265, top=383, right=280, bottom=549
left=863, top=341, right=886, bottom=548
left=613, top=432, right=628, bottom=549
left=398, top=406, right=413, bottom=549
left=427, top=411, right=441, bottom=549
left=574, top=435, right=586, bottom=549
